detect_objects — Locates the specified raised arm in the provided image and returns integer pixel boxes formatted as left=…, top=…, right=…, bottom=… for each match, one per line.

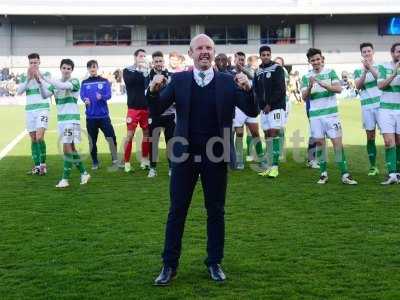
left=36, top=77, right=54, bottom=99
left=354, top=69, right=367, bottom=90
left=147, top=74, right=175, bottom=116
left=16, top=80, right=29, bottom=95
left=234, top=74, right=259, bottom=117
left=378, top=63, right=399, bottom=90
left=43, top=77, right=74, bottom=90
left=301, top=75, right=313, bottom=100
left=102, top=80, right=112, bottom=101
left=316, top=70, right=342, bottom=94
left=80, top=80, right=87, bottom=102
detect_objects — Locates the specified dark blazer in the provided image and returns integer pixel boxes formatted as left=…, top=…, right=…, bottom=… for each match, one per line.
left=147, top=70, right=259, bottom=167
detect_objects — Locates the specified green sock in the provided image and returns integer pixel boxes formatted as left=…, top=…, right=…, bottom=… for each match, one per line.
left=63, top=153, right=73, bottom=179
left=31, top=141, right=40, bottom=166
left=254, top=139, right=264, bottom=159
left=235, top=136, right=244, bottom=164
left=335, top=147, right=348, bottom=175
left=246, top=136, right=252, bottom=157
left=366, top=139, right=376, bottom=168
left=279, top=129, right=285, bottom=156
left=396, top=145, right=400, bottom=171
left=265, top=138, right=272, bottom=165
left=73, top=152, right=86, bottom=174
left=385, top=146, right=397, bottom=174
left=38, top=140, right=46, bottom=164
left=272, top=137, right=280, bottom=166
left=316, top=145, right=327, bottom=173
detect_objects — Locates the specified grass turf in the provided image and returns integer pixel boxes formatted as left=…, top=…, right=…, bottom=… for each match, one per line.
left=1, top=101, right=399, bottom=299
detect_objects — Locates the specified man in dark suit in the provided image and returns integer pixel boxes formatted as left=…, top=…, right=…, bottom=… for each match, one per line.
left=148, top=34, right=259, bottom=285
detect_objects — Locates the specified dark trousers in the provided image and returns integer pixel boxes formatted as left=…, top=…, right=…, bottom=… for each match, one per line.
left=162, top=146, right=227, bottom=268
left=149, top=114, right=176, bottom=169
left=86, top=117, right=117, bottom=164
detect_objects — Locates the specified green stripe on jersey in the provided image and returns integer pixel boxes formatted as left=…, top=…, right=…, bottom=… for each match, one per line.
left=382, top=85, right=400, bottom=93
left=309, top=106, right=338, bottom=118
left=363, top=81, right=378, bottom=90
left=26, top=88, right=40, bottom=96
left=25, top=103, right=50, bottom=111
left=361, top=96, right=380, bottom=106
left=380, top=102, right=400, bottom=110
left=56, top=96, right=78, bottom=105
left=57, top=114, right=80, bottom=122
left=310, top=90, right=335, bottom=100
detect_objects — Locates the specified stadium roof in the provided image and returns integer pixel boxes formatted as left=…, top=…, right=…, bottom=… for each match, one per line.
left=1, top=0, right=400, bottom=16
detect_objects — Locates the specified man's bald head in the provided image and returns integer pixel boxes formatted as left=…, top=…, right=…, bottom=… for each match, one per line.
left=188, top=34, right=216, bottom=71
left=190, top=34, right=215, bottom=50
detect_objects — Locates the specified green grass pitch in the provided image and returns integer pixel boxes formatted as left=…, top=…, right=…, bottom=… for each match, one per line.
left=1, top=101, right=399, bottom=299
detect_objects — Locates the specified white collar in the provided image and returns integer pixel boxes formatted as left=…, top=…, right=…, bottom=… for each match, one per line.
left=193, top=66, right=214, bottom=87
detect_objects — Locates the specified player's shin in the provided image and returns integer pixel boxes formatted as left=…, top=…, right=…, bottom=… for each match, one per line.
left=316, top=144, right=327, bottom=173
left=335, top=147, right=348, bottom=175
left=385, top=146, right=397, bottom=174
left=39, top=140, right=46, bottom=164
left=235, top=136, right=244, bottom=164
left=31, top=141, right=40, bottom=166
left=272, top=136, right=280, bottom=166
left=246, top=136, right=252, bottom=156
left=72, top=151, right=86, bottom=174
left=367, top=139, right=377, bottom=168
left=63, top=153, right=73, bottom=179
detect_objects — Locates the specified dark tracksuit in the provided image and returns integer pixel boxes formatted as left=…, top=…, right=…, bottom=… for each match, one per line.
left=148, top=69, right=176, bottom=169
left=80, top=75, right=117, bottom=165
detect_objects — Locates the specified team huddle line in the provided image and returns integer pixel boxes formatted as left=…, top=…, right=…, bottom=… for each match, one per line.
left=18, top=41, right=400, bottom=187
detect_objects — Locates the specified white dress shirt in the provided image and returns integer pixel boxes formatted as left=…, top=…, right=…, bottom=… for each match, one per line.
left=193, top=67, right=214, bottom=87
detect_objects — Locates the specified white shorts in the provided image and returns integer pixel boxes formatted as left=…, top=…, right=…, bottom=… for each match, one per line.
left=233, top=107, right=258, bottom=127
left=310, top=116, right=342, bottom=139
left=378, top=109, right=400, bottom=134
left=58, top=123, right=81, bottom=144
left=362, top=108, right=379, bottom=131
left=26, top=110, right=49, bottom=133
left=260, top=109, right=286, bottom=130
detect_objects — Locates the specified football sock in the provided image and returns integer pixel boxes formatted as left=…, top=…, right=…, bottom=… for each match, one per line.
left=385, top=146, right=397, bottom=174
left=335, top=147, right=348, bottom=175
left=367, top=139, right=376, bottom=168
left=31, top=141, right=40, bottom=166
left=316, top=145, right=327, bottom=173
left=63, top=153, right=73, bottom=179
left=235, top=135, right=244, bottom=164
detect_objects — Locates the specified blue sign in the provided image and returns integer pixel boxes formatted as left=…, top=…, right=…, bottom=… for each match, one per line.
left=389, top=17, right=400, bottom=35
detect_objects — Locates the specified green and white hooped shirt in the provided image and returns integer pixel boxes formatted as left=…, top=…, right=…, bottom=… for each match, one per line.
left=18, top=73, right=51, bottom=112
left=48, top=78, right=81, bottom=124
left=354, top=65, right=381, bottom=110
left=377, top=62, right=400, bottom=111
left=301, top=68, right=340, bottom=119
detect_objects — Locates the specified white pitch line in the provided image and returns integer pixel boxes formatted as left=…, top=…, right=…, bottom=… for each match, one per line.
left=0, top=130, right=27, bottom=160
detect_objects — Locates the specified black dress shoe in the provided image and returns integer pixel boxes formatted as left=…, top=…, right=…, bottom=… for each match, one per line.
left=207, top=264, right=226, bottom=282
left=154, top=266, right=177, bottom=286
